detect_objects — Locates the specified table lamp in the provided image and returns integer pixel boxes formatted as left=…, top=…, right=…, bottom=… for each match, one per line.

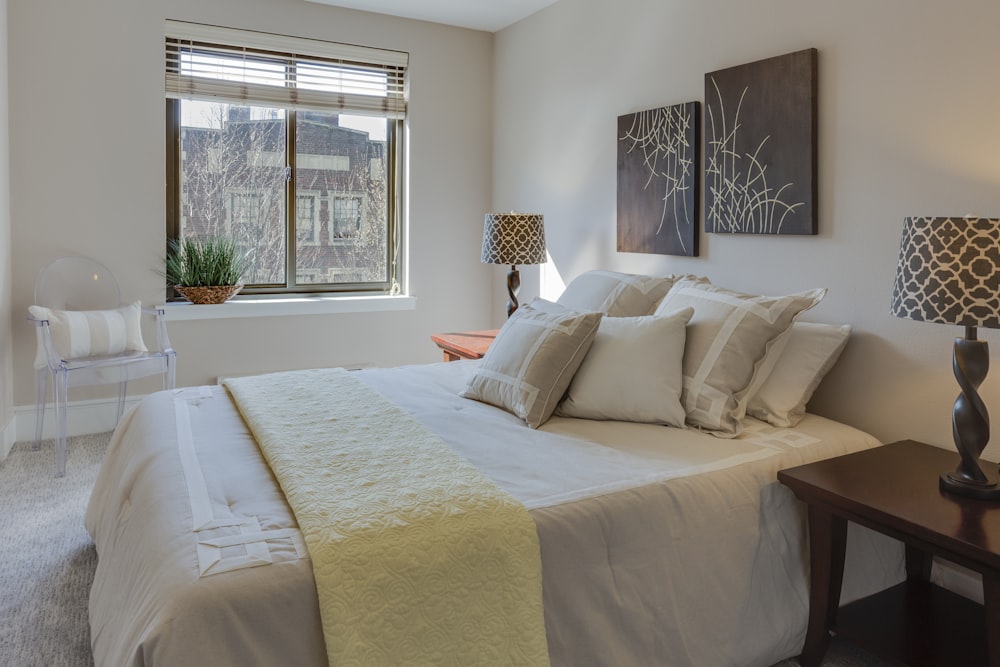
left=481, top=213, right=546, bottom=317
left=891, top=216, right=1000, bottom=500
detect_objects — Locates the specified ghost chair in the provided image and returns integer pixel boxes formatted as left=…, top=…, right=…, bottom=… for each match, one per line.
left=28, top=257, right=176, bottom=476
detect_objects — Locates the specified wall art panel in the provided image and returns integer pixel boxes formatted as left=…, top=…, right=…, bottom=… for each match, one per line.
left=704, top=48, right=817, bottom=235
left=617, top=102, right=700, bottom=256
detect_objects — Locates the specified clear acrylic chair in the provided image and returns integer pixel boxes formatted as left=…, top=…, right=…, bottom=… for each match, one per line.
left=28, top=257, right=176, bottom=477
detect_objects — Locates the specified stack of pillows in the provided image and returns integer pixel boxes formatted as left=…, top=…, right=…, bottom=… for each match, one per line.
left=461, top=270, right=851, bottom=436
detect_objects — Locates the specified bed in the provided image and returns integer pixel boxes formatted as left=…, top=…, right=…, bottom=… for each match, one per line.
left=84, top=272, right=905, bottom=667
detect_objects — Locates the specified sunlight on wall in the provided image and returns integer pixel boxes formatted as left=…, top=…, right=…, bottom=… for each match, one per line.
left=539, top=251, right=565, bottom=301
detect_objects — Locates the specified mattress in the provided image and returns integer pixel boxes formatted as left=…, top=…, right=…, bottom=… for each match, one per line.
left=85, top=360, right=904, bottom=667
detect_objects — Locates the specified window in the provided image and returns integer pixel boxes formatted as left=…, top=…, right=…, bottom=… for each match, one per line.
left=297, top=193, right=320, bottom=245
left=331, top=195, right=363, bottom=242
left=165, top=21, right=407, bottom=296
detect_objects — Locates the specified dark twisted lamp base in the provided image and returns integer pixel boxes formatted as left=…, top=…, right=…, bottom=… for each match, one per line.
left=506, top=265, right=521, bottom=318
left=940, top=330, right=1000, bottom=500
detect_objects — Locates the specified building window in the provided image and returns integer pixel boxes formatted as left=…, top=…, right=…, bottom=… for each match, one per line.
left=331, top=195, right=363, bottom=242
left=297, top=193, right=320, bottom=245
left=165, top=21, right=407, bottom=296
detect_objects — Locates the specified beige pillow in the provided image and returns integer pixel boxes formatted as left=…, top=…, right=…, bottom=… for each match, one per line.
left=556, top=270, right=678, bottom=316
left=747, top=322, right=851, bottom=427
left=29, top=301, right=147, bottom=369
left=461, top=299, right=602, bottom=428
left=653, top=280, right=825, bottom=435
left=556, top=308, right=694, bottom=426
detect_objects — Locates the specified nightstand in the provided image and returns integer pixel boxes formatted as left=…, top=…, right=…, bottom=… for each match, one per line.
left=430, top=329, right=499, bottom=362
left=778, top=440, right=1000, bottom=667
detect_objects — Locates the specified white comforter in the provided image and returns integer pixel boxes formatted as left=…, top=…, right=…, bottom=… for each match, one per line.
left=85, top=360, right=904, bottom=667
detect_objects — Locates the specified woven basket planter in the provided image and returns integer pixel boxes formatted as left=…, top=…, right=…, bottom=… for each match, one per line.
left=175, top=284, right=243, bottom=305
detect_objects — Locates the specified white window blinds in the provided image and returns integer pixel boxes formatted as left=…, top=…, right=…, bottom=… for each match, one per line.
left=165, top=20, right=408, bottom=118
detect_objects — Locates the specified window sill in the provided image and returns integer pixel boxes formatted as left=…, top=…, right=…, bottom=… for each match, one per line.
left=158, top=294, right=416, bottom=321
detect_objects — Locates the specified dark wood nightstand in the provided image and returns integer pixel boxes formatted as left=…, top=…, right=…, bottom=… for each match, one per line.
left=778, top=440, right=1000, bottom=667
left=430, top=329, right=499, bottom=362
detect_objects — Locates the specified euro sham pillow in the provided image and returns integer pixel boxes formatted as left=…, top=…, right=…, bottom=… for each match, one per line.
left=653, top=279, right=826, bottom=435
left=556, top=308, right=694, bottom=426
left=461, top=299, right=603, bottom=428
left=556, top=270, right=679, bottom=316
left=29, top=301, right=147, bottom=369
left=746, top=322, right=851, bottom=428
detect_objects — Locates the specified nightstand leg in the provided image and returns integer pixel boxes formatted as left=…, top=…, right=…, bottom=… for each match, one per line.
left=904, top=543, right=932, bottom=581
left=985, top=571, right=1000, bottom=667
left=801, top=506, right=848, bottom=667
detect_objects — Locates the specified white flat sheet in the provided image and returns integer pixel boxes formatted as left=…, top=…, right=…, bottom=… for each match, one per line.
left=85, top=361, right=904, bottom=667
left=363, top=361, right=864, bottom=509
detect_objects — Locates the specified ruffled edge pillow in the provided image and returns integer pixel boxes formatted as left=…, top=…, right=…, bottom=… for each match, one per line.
left=556, top=307, right=694, bottom=426
left=746, top=322, right=851, bottom=428
left=653, top=279, right=826, bottom=436
left=29, top=301, right=147, bottom=369
left=556, top=270, right=679, bottom=316
left=461, top=299, right=602, bottom=428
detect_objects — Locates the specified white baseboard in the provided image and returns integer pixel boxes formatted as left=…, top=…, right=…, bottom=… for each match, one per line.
left=12, top=395, right=145, bottom=445
left=1, top=416, right=15, bottom=460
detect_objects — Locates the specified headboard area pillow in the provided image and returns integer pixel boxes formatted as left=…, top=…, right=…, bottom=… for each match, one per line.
left=746, top=322, right=851, bottom=428
left=556, top=270, right=680, bottom=316
left=461, top=299, right=602, bottom=428
left=653, top=279, right=826, bottom=436
left=556, top=307, right=694, bottom=426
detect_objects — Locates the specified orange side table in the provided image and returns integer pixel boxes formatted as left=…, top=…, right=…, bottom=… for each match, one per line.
left=430, top=329, right=499, bottom=362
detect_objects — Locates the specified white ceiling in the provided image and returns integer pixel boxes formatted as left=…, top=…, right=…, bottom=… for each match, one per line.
left=303, top=0, right=557, bottom=32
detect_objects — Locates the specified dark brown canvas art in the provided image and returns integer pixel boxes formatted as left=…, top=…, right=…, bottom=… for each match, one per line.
left=617, top=102, right=700, bottom=256
left=704, top=48, right=817, bottom=235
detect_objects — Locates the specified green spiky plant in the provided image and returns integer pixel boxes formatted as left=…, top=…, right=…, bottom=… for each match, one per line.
left=165, top=237, right=252, bottom=287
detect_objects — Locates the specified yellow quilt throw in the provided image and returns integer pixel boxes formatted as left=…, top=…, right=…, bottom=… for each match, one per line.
left=224, top=368, right=549, bottom=667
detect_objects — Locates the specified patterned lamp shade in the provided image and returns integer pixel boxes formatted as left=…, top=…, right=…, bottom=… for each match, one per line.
left=481, top=213, right=547, bottom=266
left=891, top=216, right=1000, bottom=329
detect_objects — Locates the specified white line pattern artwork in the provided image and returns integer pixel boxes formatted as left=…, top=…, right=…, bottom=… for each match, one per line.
left=705, top=78, right=803, bottom=234
left=617, top=102, right=699, bottom=256
left=704, top=49, right=817, bottom=236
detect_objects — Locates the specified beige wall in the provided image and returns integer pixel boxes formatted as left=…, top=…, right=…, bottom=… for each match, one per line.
left=1, top=0, right=13, bottom=447
left=10, top=0, right=1000, bottom=456
left=7, top=0, right=494, bottom=411
left=494, top=0, right=1000, bottom=455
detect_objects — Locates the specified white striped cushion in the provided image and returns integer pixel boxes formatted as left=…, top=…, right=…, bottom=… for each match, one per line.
left=654, top=280, right=825, bottom=436
left=29, top=301, right=147, bottom=369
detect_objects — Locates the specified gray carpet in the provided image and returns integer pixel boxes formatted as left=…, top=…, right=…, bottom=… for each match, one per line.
left=0, top=434, right=103, bottom=667
left=0, top=432, right=890, bottom=667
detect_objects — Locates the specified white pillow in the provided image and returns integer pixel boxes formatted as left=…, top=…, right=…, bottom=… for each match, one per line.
left=653, top=279, right=825, bottom=435
left=556, top=270, right=679, bottom=316
left=556, top=308, right=694, bottom=426
left=746, top=322, right=851, bottom=428
left=29, top=301, right=147, bottom=369
left=461, top=299, right=602, bottom=428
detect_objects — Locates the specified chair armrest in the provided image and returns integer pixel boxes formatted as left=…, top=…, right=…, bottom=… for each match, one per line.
left=143, top=306, right=175, bottom=354
left=27, top=314, right=60, bottom=371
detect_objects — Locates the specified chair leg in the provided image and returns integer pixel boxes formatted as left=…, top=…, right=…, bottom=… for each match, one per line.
left=116, top=380, right=128, bottom=423
left=54, top=373, right=68, bottom=478
left=166, top=355, right=176, bottom=390
left=33, top=368, right=48, bottom=451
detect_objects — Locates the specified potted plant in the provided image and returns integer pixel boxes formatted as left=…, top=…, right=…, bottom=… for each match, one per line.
left=165, top=237, right=252, bottom=304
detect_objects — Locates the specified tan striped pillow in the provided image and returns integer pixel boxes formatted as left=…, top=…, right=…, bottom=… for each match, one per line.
left=29, top=301, right=147, bottom=369
left=654, top=280, right=825, bottom=435
left=461, top=299, right=602, bottom=428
